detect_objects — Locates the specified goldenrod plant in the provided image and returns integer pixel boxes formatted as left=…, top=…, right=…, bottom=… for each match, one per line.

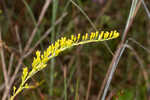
left=10, top=30, right=119, bottom=100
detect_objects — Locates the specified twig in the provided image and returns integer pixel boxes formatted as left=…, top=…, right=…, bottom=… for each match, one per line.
left=129, top=38, right=150, bottom=54
left=60, top=56, right=75, bottom=99
left=96, top=0, right=141, bottom=99
left=4, top=1, right=52, bottom=99
left=23, top=0, right=52, bottom=53
left=3, top=11, right=67, bottom=100
left=142, top=0, right=150, bottom=19
left=125, top=44, right=150, bottom=90
left=63, top=66, right=67, bottom=100
left=15, top=25, right=22, bottom=54
left=122, top=0, right=139, bottom=42
left=2, top=58, right=23, bottom=100
left=0, top=83, right=5, bottom=91
left=126, top=44, right=150, bottom=99
left=0, top=31, right=8, bottom=85
left=106, top=89, right=116, bottom=100
left=23, top=12, right=68, bottom=58
left=85, top=56, right=93, bottom=100
left=10, top=58, right=23, bottom=87
left=0, top=28, right=9, bottom=100
left=8, top=53, right=15, bottom=77
left=101, top=41, right=127, bottom=100
left=96, top=42, right=126, bottom=100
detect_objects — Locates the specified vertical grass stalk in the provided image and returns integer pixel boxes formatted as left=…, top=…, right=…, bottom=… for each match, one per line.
left=101, top=41, right=127, bottom=100
left=22, top=0, right=37, bottom=26
left=122, top=0, right=138, bottom=41
left=142, top=0, right=150, bottom=19
left=75, top=79, right=79, bottom=100
left=64, top=67, right=67, bottom=100
left=50, top=0, right=58, bottom=96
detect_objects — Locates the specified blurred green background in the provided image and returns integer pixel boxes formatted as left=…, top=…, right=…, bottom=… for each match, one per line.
left=0, top=0, right=150, bottom=100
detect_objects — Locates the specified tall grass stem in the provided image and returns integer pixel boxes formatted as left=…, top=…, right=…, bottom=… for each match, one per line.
left=50, top=0, right=58, bottom=96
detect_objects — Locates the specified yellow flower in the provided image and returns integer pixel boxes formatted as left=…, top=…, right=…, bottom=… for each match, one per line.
left=11, top=30, right=119, bottom=100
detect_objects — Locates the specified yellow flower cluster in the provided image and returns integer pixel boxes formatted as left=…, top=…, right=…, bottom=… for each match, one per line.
left=11, top=30, right=119, bottom=100
left=31, top=30, right=119, bottom=72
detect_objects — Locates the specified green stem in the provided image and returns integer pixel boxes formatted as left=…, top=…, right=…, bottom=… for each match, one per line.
left=50, top=0, right=58, bottom=96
